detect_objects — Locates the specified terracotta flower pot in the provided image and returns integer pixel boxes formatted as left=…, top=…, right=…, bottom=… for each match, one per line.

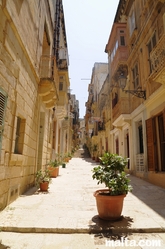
left=40, top=182, right=49, bottom=192
left=94, top=189, right=126, bottom=220
left=48, top=166, right=59, bottom=177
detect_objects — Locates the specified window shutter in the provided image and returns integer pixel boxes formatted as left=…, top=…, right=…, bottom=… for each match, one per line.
left=146, top=118, right=155, bottom=171
left=0, top=91, right=6, bottom=125
left=0, top=89, right=7, bottom=150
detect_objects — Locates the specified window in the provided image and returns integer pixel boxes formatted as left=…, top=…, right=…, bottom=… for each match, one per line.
left=14, top=117, right=25, bottom=154
left=138, top=122, right=144, bottom=154
left=148, top=33, right=157, bottom=73
left=0, top=89, right=7, bottom=150
left=120, top=36, right=125, bottom=46
left=132, top=63, right=139, bottom=89
left=59, top=82, right=63, bottom=91
left=110, top=40, right=118, bottom=62
left=148, top=33, right=156, bottom=53
left=112, top=93, right=118, bottom=108
left=115, top=138, right=119, bottom=155
left=129, top=10, right=136, bottom=36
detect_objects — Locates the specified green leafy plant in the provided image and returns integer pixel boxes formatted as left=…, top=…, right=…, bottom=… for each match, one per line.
left=35, top=169, right=51, bottom=187
left=66, top=152, right=72, bottom=158
left=92, top=152, right=132, bottom=196
left=48, top=159, right=61, bottom=167
left=48, top=153, right=63, bottom=167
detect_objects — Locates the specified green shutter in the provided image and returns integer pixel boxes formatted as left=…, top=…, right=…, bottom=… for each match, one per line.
left=0, top=88, right=8, bottom=150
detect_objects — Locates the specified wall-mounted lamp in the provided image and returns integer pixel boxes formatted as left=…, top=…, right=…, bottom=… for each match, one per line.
left=118, top=74, right=146, bottom=100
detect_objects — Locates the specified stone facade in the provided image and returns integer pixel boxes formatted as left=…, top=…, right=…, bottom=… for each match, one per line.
left=0, top=0, right=73, bottom=210
left=85, top=0, right=165, bottom=189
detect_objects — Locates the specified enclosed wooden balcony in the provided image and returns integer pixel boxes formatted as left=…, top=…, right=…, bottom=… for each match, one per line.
left=112, top=97, right=130, bottom=122
left=149, top=34, right=165, bottom=84
left=57, top=72, right=69, bottom=106
left=39, top=55, right=59, bottom=109
left=58, top=48, right=69, bottom=70
left=111, top=46, right=129, bottom=77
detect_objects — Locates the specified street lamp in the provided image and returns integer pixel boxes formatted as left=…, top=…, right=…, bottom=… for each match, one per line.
left=118, top=73, right=146, bottom=100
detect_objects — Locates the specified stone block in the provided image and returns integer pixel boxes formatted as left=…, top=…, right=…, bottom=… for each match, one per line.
left=0, top=7, right=6, bottom=28
left=0, top=194, right=7, bottom=210
left=10, top=165, right=23, bottom=178
left=0, top=165, right=5, bottom=180
left=0, top=179, right=9, bottom=196
left=17, top=94, right=24, bottom=109
left=2, top=137, right=10, bottom=152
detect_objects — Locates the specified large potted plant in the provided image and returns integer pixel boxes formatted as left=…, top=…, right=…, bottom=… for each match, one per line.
left=35, top=169, right=51, bottom=192
left=92, top=152, right=132, bottom=220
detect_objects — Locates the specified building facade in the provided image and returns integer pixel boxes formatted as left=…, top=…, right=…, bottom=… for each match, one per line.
left=85, top=0, right=165, bottom=189
left=85, top=63, right=108, bottom=159
left=0, top=0, right=73, bottom=209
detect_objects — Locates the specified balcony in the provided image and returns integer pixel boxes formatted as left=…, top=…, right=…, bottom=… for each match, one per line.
left=57, top=70, right=70, bottom=107
left=111, top=46, right=129, bottom=77
left=39, top=56, right=59, bottom=109
left=98, top=121, right=105, bottom=131
left=112, top=98, right=130, bottom=122
left=58, top=48, right=69, bottom=70
left=149, top=34, right=165, bottom=84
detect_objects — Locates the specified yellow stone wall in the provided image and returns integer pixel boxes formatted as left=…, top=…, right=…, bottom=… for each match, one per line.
left=0, top=0, right=56, bottom=209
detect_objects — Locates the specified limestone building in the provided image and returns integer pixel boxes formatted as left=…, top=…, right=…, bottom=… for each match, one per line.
left=85, top=0, right=165, bottom=188
left=0, top=0, right=71, bottom=209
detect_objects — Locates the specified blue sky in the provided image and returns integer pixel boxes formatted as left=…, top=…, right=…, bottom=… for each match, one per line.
left=63, top=0, right=120, bottom=118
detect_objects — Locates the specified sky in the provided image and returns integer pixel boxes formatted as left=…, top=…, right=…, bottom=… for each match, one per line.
left=62, top=0, right=120, bottom=118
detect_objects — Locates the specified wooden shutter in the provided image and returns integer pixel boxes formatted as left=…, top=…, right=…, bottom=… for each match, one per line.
left=163, top=108, right=165, bottom=140
left=146, top=118, right=155, bottom=171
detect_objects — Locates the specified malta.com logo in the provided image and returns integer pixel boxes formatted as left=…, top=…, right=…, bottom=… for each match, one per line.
left=105, top=238, right=162, bottom=247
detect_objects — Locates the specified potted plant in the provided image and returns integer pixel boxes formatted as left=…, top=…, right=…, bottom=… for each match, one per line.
left=47, top=159, right=61, bottom=178
left=92, top=144, right=97, bottom=160
left=64, top=152, right=72, bottom=162
left=35, top=169, right=51, bottom=192
left=92, top=152, right=132, bottom=220
left=67, top=152, right=72, bottom=160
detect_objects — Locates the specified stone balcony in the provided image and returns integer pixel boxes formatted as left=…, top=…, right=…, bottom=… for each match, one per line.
left=38, top=56, right=59, bottom=109
left=149, top=34, right=165, bottom=84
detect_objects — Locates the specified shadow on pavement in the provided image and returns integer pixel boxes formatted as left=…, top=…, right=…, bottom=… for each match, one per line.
left=89, top=215, right=134, bottom=233
left=92, top=232, right=132, bottom=246
left=130, top=175, right=165, bottom=219
left=0, top=242, right=10, bottom=249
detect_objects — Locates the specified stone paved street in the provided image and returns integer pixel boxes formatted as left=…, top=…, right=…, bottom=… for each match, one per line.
left=0, top=149, right=165, bottom=248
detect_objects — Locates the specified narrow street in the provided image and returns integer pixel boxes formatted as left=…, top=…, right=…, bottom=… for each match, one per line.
left=0, top=149, right=165, bottom=248
left=1, top=0, right=165, bottom=248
